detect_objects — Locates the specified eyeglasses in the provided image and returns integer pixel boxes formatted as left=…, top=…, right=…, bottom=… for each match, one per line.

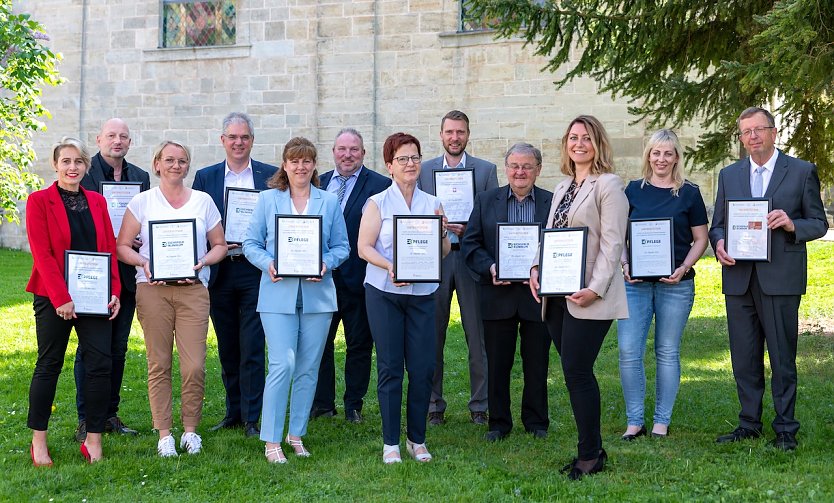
left=506, top=164, right=539, bottom=172
left=738, top=126, right=775, bottom=139
left=223, top=134, right=253, bottom=143
left=393, top=155, right=422, bottom=166
left=161, top=157, right=188, bottom=167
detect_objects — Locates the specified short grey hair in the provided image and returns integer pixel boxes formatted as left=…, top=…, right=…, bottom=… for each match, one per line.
left=334, top=128, right=364, bottom=148
left=52, top=137, right=91, bottom=168
left=504, top=142, right=542, bottom=166
left=222, top=112, right=255, bottom=137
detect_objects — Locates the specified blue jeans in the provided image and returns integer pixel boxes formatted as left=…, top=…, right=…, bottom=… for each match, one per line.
left=617, top=280, right=694, bottom=426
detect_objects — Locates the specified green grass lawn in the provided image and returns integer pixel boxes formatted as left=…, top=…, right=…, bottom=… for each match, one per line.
left=1, top=244, right=833, bottom=501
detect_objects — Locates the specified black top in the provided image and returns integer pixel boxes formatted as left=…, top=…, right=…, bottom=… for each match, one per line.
left=58, top=186, right=97, bottom=252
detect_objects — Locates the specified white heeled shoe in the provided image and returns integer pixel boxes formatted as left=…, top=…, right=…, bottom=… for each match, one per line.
left=382, top=444, right=401, bottom=464
left=265, top=444, right=287, bottom=464
left=406, top=439, right=432, bottom=462
left=285, top=435, right=311, bottom=457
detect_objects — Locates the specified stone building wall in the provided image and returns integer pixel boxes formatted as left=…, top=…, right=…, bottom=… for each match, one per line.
left=3, top=0, right=717, bottom=249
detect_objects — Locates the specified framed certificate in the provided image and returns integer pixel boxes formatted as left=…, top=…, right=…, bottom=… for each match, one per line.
left=628, top=218, right=674, bottom=278
left=537, top=227, right=587, bottom=296
left=495, top=222, right=540, bottom=282
left=725, top=198, right=771, bottom=261
left=224, top=187, right=260, bottom=244
left=64, top=251, right=111, bottom=316
left=100, top=181, right=142, bottom=237
left=393, top=215, right=442, bottom=283
left=148, top=219, right=199, bottom=281
left=433, top=169, right=475, bottom=223
left=274, top=215, right=323, bottom=278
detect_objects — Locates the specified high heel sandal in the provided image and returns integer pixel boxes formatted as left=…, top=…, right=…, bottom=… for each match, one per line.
left=265, top=444, right=287, bottom=464
left=80, top=442, right=94, bottom=464
left=406, top=439, right=432, bottom=462
left=30, top=443, right=53, bottom=468
left=382, top=444, right=401, bottom=464
left=285, top=435, right=311, bottom=457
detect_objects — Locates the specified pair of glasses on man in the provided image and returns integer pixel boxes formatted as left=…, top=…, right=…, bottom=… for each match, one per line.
left=738, top=126, right=775, bottom=139
left=392, top=155, right=422, bottom=166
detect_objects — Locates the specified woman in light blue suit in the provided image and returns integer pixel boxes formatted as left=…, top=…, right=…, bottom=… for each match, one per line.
left=243, top=137, right=349, bottom=464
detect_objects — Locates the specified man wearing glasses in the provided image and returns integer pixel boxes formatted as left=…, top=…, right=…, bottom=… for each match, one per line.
left=418, top=110, right=498, bottom=426
left=709, top=106, right=827, bottom=451
left=192, top=112, right=277, bottom=437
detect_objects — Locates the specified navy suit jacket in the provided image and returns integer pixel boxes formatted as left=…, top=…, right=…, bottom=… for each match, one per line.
left=192, top=159, right=278, bottom=287
left=709, top=150, right=827, bottom=296
left=320, top=166, right=391, bottom=293
left=462, top=185, right=552, bottom=321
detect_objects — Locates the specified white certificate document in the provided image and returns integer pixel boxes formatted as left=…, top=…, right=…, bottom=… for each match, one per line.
left=538, top=228, right=587, bottom=296
left=434, top=169, right=475, bottom=223
left=148, top=219, right=198, bottom=281
left=224, top=187, right=260, bottom=244
left=629, top=218, right=674, bottom=278
left=496, top=223, right=540, bottom=281
left=726, top=199, right=771, bottom=261
left=275, top=215, right=322, bottom=277
left=65, top=251, right=111, bottom=316
left=393, top=216, right=442, bottom=283
left=100, top=181, right=142, bottom=237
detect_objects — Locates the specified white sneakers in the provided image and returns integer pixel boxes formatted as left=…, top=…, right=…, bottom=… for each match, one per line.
left=180, top=432, right=203, bottom=455
left=157, top=432, right=203, bottom=457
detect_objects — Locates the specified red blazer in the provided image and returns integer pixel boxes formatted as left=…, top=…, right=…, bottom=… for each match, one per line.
left=26, top=182, right=120, bottom=309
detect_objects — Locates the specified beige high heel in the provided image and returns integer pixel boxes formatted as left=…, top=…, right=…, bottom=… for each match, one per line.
left=406, top=439, right=432, bottom=462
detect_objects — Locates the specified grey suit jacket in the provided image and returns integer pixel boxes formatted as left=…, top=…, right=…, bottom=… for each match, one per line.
left=708, top=150, right=827, bottom=296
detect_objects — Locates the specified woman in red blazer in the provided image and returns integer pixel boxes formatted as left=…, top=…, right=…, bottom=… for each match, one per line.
left=26, top=137, right=121, bottom=466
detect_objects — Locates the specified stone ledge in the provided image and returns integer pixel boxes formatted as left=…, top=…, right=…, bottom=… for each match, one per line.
left=143, top=44, right=252, bottom=62
left=438, top=29, right=524, bottom=48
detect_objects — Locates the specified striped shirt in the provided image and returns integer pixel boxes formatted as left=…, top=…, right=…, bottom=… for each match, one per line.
left=507, top=186, right=536, bottom=223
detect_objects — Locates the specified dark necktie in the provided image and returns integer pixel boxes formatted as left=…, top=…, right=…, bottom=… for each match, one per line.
left=337, top=175, right=349, bottom=205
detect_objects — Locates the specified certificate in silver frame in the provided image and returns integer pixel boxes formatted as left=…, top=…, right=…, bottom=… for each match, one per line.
left=223, top=187, right=260, bottom=245
left=393, top=215, right=442, bottom=283
left=99, top=181, right=142, bottom=237
left=65, top=250, right=111, bottom=316
left=433, top=169, right=475, bottom=224
left=725, top=198, right=771, bottom=262
left=537, top=227, right=587, bottom=296
left=628, top=218, right=674, bottom=278
left=495, top=222, right=540, bottom=282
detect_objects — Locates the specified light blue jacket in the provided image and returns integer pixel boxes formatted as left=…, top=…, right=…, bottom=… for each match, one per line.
left=243, top=186, right=349, bottom=314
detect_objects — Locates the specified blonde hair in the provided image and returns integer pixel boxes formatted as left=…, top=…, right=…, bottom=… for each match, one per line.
left=640, top=129, right=685, bottom=196
left=559, top=115, right=615, bottom=176
left=51, top=137, right=91, bottom=168
left=151, top=140, right=191, bottom=177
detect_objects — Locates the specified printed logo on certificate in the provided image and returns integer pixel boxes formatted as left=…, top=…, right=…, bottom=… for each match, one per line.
left=725, top=198, right=771, bottom=261
left=495, top=223, right=540, bottom=282
left=393, top=215, right=442, bottom=283
left=433, top=169, right=475, bottom=223
left=224, top=187, right=260, bottom=245
left=148, top=219, right=199, bottom=282
left=100, top=181, right=142, bottom=237
left=537, top=227, right=587, bottom=297
left=65, top=251, right=111, bottom=316
left=628, top=218, right=674, bottom=278
left=274, top=215, right=323, bottom=278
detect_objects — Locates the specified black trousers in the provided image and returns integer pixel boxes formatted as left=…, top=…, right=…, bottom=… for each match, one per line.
left=545, top=297, right=612, bottom=461
left=29, top=295, right=112, bottom=432
left=314, top=274, right=374, bottom=413
left=726, top=270, right=801, bottom=435
left=208, top=258, right=265, bottom=423
left=74, top=281, right=134, bottom=422
left=483, top=317, right=550, bottom=434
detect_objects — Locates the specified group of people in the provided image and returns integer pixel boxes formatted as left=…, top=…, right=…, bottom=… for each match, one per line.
left=25, top=107, right=827, bottom=480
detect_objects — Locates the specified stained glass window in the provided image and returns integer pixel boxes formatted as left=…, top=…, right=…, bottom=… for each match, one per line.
left=161, top=0, right=236, bottom=48
left=460, top=0, right=491, bottom=32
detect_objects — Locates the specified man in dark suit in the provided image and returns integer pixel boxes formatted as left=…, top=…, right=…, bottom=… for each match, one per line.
left=311, top=128, right=391, bottom=423
left=192, top=112, right=277, bottom=437
left=709, top=107, right=827, bottom=451
left=75, top=118, right=150, bottom=442
left=461, top=142, right=552, bottom=441
left=418, top=110, right=499, bottom=425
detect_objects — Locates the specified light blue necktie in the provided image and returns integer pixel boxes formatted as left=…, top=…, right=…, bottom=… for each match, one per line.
left=752, top=166, right=764, bottom=197
left=336, top=175, right=349, bottom=205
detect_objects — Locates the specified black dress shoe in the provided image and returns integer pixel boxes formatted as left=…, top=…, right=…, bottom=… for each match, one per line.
left=74, top=421, right=87, bottom=443
left=528, top=429, right=548, bottom=439
left=428, top=411, right=445, bottom=426
left=345, top=409, right=363, bottom=424
left=621, top=425, right=647, bottom=441
left=244, top=422, right=260, bottom=437
left=470, top=411, right=488, bottom=425
left=105, top=416, right=138, bottom=435
left=565, top=449, right=607, bottom=481
left=484, top=430, right=508, bottom=442
left=716, top=426, right=761, bottom=443
left=769, top=432, right=797, bottom=451
left=310, top=407, right=337, bottom=419
left=210, top=417, right=242, bottom=431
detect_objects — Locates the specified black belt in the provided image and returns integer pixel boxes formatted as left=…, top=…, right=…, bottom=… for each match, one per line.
left=450, top=243, right=461, bottom=251
left=225, top=254, right=249, bottom=263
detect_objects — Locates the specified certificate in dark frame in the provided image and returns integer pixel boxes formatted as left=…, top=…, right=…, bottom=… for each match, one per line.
left=393, top=215, right=442, bottom=283
left=64, top=250, right=112, bottom=317
left=495, top=222, right=541, bottom=282
left=627, top=217, right=675, bottom=279
left=725, top=198, right=772, bottom=262
left=273, top=214, right=323, bottom=278
left=148, top=218, right=199, bottom=282
left=537, top=227, right=588, bottom=297
left=223, top=187, right=260, bottom=245
left=433, top=168, right=475, bottom=224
